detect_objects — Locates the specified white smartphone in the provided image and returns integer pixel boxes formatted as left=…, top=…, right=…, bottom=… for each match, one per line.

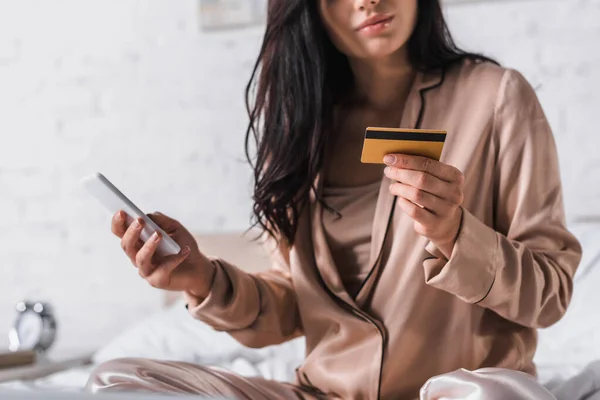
left=80, top=172, right=182, bottom=256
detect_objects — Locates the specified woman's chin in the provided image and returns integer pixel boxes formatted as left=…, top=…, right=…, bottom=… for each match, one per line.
left=355, top=42, right=404, bottom=61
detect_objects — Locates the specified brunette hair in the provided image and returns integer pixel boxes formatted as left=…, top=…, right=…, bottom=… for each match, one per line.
left=245, top=0, right=496, bottom=243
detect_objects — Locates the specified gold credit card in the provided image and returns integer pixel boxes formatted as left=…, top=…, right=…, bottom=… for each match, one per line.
left=360, top=127, right=447, bottom=164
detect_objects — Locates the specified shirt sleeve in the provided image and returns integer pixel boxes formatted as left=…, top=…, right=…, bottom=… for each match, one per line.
left=423, top=69, right=582, bottom=329
left=185, top=234, right=303, bottom=348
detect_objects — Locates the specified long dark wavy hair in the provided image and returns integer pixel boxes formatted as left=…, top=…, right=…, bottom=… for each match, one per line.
left=245, top=0, right=495, bottom=244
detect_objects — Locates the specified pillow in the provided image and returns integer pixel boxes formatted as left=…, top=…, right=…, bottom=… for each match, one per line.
left=93, top=298, right=305, bottom=383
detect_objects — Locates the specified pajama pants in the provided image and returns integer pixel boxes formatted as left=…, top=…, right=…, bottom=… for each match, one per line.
left=85, top=357, right=556, bottom=400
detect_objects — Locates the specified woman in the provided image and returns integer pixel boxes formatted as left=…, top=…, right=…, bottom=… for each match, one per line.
left=86, top=0, right=582, bottom=399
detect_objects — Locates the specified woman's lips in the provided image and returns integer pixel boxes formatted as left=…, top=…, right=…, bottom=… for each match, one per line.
left=356, top=15, right=394, bottom=35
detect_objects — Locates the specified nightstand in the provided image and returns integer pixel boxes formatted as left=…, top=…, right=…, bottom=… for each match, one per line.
left=0, top=352, right=93, bottom=384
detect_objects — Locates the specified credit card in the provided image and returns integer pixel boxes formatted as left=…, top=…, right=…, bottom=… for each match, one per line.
left=360, top=127, right=447, bottom=164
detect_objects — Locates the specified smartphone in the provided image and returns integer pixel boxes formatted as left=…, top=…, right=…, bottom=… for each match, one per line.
left=80, top=172, right=182, bottom=256
left=360, top=127, right=447, bottom=164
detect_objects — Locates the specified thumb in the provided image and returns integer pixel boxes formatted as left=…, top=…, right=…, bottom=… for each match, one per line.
left=147, top=212, right=180, bottom=230
left=146, top=246, right=190, bottom=289
left=160, top=245, right=192, bottom=273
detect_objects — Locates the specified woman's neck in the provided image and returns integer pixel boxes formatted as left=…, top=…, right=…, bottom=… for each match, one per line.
left=347, top=48, right=415, bottom=112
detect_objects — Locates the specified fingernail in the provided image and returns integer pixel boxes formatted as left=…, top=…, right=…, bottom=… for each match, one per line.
left=384, top=155, right=396, bottom=165
left=384, top=166, right=391, bottom=175
left=133, top=218, right=143, bottom=228
left=151, top=232, right=160, bottom=241
left=183, top=246, right=191, bottom=255
left=115, top=211, right=122, bottom=221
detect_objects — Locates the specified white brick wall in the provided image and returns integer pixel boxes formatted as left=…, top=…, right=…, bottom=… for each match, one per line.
left=0, top=0, right=598, bottom=356
left=446, top=0, right=600, bottom=221
left=0, top=0, right=264, bottom=355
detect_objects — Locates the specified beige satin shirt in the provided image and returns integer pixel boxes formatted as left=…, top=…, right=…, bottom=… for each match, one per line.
left=186, top=60, right=582, bottom=400
left=322, top=181, right=380, bottom=298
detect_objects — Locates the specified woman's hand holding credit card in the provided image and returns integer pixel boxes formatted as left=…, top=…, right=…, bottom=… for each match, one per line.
left=361, top=127, right=464, bottom=258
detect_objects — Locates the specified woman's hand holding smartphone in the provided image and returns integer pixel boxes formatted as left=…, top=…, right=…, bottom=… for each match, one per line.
left=111, top=210, right=216, bottom=300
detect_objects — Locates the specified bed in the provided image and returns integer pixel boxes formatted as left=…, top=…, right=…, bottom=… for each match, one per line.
left=1, top=225, right=599, bottom=399
left=0, top=232, right=305, bottom=396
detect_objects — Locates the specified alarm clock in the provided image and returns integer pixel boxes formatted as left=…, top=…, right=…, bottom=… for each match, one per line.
left=8, top=301, right=57, bottom=353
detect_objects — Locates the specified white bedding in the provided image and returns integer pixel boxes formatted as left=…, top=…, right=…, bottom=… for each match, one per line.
left=534, top=221, right=600, bottom=383
left=0, top=299, right=306, bottom=393
left=0, top=367, right=93, bottom=393
left=92, top=298, right=307, bottom=383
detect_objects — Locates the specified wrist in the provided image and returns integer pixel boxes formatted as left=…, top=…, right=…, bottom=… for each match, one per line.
left=186, top=258, right=217, bottom=300
left=433, top=238, right=456, bottom=260
left=435, top=208, right=464, bottom=259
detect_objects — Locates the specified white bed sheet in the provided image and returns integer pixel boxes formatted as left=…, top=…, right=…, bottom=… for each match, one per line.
left=0, top=366, right=93, bottom=393
left=534, top=222, right=600, bottom=381
left=0, top=300, right=307, bottom=393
